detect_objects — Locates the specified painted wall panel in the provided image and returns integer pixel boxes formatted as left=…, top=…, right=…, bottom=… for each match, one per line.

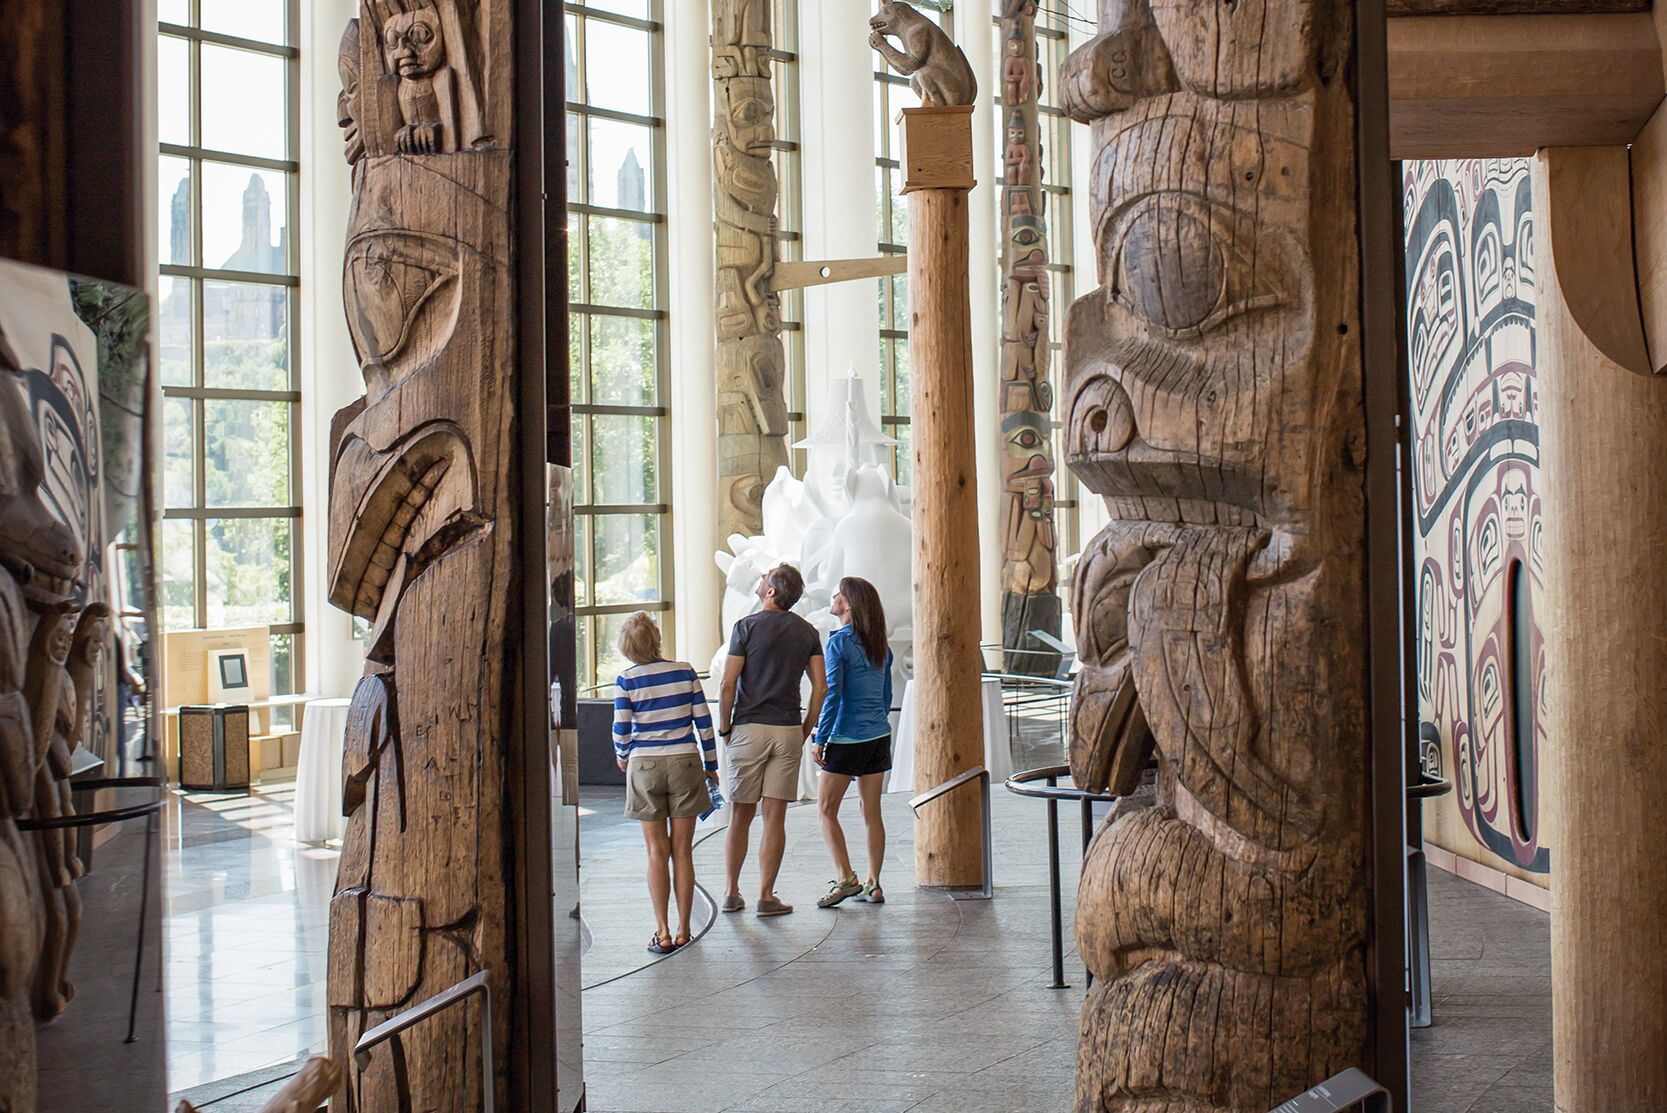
left=1404, top=158, right=1549, bottom=885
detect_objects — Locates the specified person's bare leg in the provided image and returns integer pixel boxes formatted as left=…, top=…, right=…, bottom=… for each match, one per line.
left=857, top=772, right=886, bottom=885
left=724, top=800, right=757, bottom=899
left=817, top=773, right=855, bottom=880
left=669, top=815, right=697, bottom=939
left=758, top=796, right=790, bottom=900
left=641, top=820, right=672, bottom=942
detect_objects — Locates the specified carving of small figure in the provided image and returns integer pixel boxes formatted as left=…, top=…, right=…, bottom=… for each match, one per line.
left=1004, top=109, right=1032, bottom=183
left=23, top=606, right=79, bottom=1020
left=867, top=1, right=977, bottom=108
left=383, top=8, right=448, bottom=154
left=1003, top=33, right=1036, bottom=104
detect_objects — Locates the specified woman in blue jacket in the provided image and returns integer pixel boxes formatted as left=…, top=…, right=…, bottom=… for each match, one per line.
left=811, top=576, right=894, bottom=907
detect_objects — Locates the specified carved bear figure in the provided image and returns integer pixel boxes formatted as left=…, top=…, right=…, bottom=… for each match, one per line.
left=867, top=1, right=977, bottom=108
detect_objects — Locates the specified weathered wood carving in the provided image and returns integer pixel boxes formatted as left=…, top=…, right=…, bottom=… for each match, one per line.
left=1061, top=0, right=1371, bottom=1107
left=327, top=3, right=514, bottom=1110
left=997, top=0, right=1061, bottom=676
left=867, top=2, right=976, bottom=108
left=712, top=0, right=789, bottom=538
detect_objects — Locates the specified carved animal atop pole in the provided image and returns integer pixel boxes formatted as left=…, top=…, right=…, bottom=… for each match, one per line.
left=1060, top=0, right=1374, bottom=1108
left=867, top=1, right=977, bottom=108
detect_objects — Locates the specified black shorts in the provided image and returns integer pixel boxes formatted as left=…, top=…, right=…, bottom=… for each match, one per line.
left=820, top=735, right=892, bottom=777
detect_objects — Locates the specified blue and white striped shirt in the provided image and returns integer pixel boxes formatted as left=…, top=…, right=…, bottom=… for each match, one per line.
left=612, top=660, right=718, bottom=769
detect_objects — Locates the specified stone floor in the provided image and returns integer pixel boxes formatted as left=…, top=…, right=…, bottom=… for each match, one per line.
left=580, top=789, right=1085, bottom=1113
left=1410, top=868, right=1553, bottom=1113
left=159, top=739, right=1554, bottom=1112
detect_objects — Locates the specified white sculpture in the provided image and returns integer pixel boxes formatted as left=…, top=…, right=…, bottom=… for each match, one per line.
left=712, top=371, right=915, bottom=694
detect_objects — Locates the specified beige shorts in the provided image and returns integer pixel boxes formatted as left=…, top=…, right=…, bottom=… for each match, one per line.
left=726, top=723, right=804, bottom=803
left=624, top=752, right=707, bottom=821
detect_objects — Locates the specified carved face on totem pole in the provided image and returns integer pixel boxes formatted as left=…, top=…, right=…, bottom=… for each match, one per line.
left=383, top=9, right=445, bottom=79
left=339, top=19, right=365, bottom=166
left=1060, top=0, right=1369, bottom=1108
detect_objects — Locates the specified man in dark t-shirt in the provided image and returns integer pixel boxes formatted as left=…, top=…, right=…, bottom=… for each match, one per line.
left=716, top=564, right=825, bottom=916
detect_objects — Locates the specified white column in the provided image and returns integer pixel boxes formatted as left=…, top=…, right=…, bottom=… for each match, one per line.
left=800, top=0, right=881, bottom=423
left=298, top=0, right=365, bottom=698
left=664, top=0, right=721, bottom=666
left=963, top=6, right=1001, bottom=651
left=1067, top=16, right=1108, bottom=557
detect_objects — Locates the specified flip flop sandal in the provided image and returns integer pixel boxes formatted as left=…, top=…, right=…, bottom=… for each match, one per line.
left=673, top=931, right=692, bottom=948
left=647, top=933, right=678, bottom=955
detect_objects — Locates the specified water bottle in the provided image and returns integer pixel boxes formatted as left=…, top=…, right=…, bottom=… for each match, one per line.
left=700, top=778, right=725, bottom=822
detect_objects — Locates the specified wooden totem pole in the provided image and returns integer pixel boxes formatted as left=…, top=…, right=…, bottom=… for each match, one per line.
left=1060, top=0, right=1374, bottom=1107
left=712, top=0, right=790, bottom=539
left=996, top=0, right=1061, bottom=678
left=326, top=4, right=527, bottom=1110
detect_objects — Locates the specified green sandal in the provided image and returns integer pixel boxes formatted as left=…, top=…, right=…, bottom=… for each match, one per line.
left=817, top=875, right=863, bottom=908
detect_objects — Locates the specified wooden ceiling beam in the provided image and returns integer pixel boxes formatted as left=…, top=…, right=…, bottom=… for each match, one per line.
left=1388, top=11, right=1664, bottom=158
left=1388, top=0, right=1646, bottom=15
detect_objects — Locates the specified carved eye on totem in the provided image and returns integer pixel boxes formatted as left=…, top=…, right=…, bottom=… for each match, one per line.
left=1107, top=192, right=1284, bottom=339
left=1008, top=425, right=1045, bottom=454
left=1009, top=222, right=1043, bottom=251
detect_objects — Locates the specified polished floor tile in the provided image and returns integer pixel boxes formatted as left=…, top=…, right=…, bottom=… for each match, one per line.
left=162, top=782, right=334, bottom=1096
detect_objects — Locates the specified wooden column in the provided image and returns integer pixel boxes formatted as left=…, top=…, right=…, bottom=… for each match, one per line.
left=1535, top=145, right=1667, bottom=1111
left=325, top=2, right=555, bottom=1109
left=902, top=106, right=985, bottom=889
left=1060, top=0, right=1374, bottom=1107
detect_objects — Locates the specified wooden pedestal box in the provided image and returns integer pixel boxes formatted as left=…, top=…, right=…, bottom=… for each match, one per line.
left=179, top=705, right=251, bottom=792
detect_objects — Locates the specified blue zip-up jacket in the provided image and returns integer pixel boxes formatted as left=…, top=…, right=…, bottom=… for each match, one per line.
left=813, top=625, right=893, bottom=744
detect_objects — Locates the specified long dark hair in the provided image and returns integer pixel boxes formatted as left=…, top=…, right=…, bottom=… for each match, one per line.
left=838, top=577, right=888, bottom=669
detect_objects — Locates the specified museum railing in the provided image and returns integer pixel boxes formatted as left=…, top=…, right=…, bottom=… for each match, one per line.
left=909, top=766, right=993, bottom=900
left=17, top=775, right=164, bottom=1044
left=354, top=968, right=495, bottom=1113
left=1003, top=764, right=1118, bottom=989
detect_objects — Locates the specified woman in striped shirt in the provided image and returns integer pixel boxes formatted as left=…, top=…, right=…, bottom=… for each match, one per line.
left=613, top=612, right=719, bottom=954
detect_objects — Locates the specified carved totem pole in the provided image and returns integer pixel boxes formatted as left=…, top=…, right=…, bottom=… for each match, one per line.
left=1060, top=0, right=1372, bottom=1108
left=712, top=0, right=790, bottom=539
left=997, top=0, right=1061, bottom=676
left=0, top=297, right=114, bottom=1113
left=327, top=4, right=516, bottom=1110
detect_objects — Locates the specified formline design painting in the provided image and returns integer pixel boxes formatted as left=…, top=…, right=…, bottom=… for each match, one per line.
left=712, top=0, right=791, bottom=539
left=1404, top=158, right=1547, bottom=881
left=327, top=2, right=519, bottom=1110
left=996, top=0, right=1062, bottom=677
left=1059, top=0, right=1374, bottom=1107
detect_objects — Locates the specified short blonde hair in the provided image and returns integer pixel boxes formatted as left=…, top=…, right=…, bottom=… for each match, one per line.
left=618, top=611, right=663, bottom=666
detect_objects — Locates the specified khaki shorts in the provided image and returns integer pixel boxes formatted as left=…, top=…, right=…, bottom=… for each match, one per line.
left=727, top=723, right=804, bottom=803
left=624, top=752, right=707, bottom=821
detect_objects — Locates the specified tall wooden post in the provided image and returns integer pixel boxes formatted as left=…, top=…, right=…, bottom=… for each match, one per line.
left=325, top=2, right=556, bottom=1109
left=996, top=0, right=1062, bottom=677
left=1535, top=144, right=1667, bottom=1111
left=901, top=105, right=985, bottom=889
left=1060, top=0, right=1375, bottom=1107
left=712, top=0, right=790, bottom=538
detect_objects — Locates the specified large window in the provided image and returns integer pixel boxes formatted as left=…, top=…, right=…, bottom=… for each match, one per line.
left=992, top=3, right=1081, bottom=556
left=157, top=0, right=302, bottom=695
left=872, top=1, right=952, bottom=483
left=566, top=2, right=670, bottom=690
